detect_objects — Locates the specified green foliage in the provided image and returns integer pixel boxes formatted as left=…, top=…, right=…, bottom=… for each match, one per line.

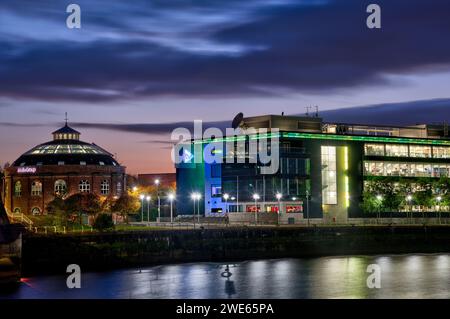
left=112, top=194, right=141, bottom=223
left=93, top=213, right=114, bottom=231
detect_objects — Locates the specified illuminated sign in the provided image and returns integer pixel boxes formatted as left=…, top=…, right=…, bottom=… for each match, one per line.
left=17, top=167, right=37, bottom=174
left=182, top=149, right=194, bottom=163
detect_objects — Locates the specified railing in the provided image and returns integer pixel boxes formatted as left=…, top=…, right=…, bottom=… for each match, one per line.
left=6, top=210, right=34, bottom=229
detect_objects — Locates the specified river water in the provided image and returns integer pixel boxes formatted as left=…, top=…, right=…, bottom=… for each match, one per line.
left=1, top=254, right=449, bottom=299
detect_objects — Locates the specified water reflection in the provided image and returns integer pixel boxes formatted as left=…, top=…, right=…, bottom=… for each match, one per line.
left=1, top=254, right=449, bottom=299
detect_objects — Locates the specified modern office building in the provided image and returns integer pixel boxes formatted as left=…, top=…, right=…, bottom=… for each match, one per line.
left=1, top=122, right=126, bottom=216
left=176, top=114, right=450, bottom=222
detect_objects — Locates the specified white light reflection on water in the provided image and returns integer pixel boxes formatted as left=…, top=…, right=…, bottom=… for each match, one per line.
left=1, top=254, right=449, bottom=299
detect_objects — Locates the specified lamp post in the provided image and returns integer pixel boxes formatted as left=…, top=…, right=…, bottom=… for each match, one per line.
left=132, top=186, right=138, bottom=192
left=139, top=194, right=145, bottom=223
left=376, top=194, right=383, bottom=224
left=253, top=193, right=260, bottom=225
left=276, top=193, right=282, bottom=225
left=155, top=179, right=161, bottom=223
left=146, top=195, right=151, bottom=223
left=168, top=193, right=175, bottom=224
left=191, top=193, right=197, bottom=226
left=223, top=193, right=229, bottom=214
left=406, top=195, right=413, bottom=224
left=436, top=196, right=442, bottom=225
left=306, top=190, right=310, bottom=226
left=196, top=193, right=201, bottom=223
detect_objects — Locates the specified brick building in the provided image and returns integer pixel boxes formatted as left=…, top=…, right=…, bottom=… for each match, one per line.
left=1, top=123, right=126, bottom=215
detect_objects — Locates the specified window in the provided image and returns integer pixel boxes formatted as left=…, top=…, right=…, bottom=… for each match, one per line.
left=54, top=179, right=67, bottom=196
left=79, top=180, right=90, bottom=193
left=385, top=144, right=408, bottom=157
left=13, top=207, right=21, bottom=214
left=80, top=161, right=86, bottom=165
left=433, top=146, right=450, bottom=159
left=31, top=181, right=42, bottom=196
left=31, top=207, right=41, bottom=216
left=99, top=161, right=105, bottom=166
left=409, top=145, right=431, bottom=158
left=364, top=161, right=450, bottom=177
left=58, top=161, right=65, bottom=165
left=321, top=146, right=337, bottom=205
left=211, top=185, right=222, bottom=197
left=117, top=182, right=122, bottom=196
left=100, top=180, right=110, bottom=195
left=14, top=181, right=22, bottom=197
left=364, top=144, right=385, bottom=156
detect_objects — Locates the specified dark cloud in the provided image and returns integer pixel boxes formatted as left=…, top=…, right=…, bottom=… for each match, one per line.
left=1, top=0, right=450, bottom=102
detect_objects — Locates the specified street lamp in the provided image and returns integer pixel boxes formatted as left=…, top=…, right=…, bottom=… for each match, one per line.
left=155, top=179, right=161, bottom=222
left=276, top=193, right=282, bottom=225
left=195, top=193, right=202, bottom=223
left=191, top=192, right=198, bottom=225
left=139, top=194, right=145, bottom=222
left=253, top=193, right=260, bottom=224
left=132, top=186, right=138, bottom=192
left=406, top=194, right=413, bottom=224
left=436, top=196, right=442, bottom=224
left=146, top=195, right=151, bottom=222
left=168, top=193, right=175, bottom=224
left=376, top=195, right=383, bottom=224
left=223, top=193, right=229, bottom=214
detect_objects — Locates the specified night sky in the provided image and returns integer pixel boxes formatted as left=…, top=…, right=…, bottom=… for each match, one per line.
left=1, top=0, right=450, bottom=173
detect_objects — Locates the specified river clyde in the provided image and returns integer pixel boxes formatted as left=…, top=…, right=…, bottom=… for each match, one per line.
left=2, top=254, right=449, bottom=299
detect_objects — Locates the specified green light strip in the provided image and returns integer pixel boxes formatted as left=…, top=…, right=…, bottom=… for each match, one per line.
left=192, top=132, right=450, bottom=146
left=282, top=132, right=450, bottom=146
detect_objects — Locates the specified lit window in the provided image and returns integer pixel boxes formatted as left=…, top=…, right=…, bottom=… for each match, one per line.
left=31, top=207, right=41, bottom=215
left=116, top=182, right=122, bottom=196
left=80, top=161, right=86, bottom=165
left=14, top=181, right=22, bottom=197
left=101, top=180, right=110, bottom=195
left=54, top=179, right=67, bottom=196
left=410, top=145, right=431, bottom=158
left=364, top=144, right=385, bottom=156
left=58, top=161, right=65, bottom=165
left=433, top=146, right=450, bottom=159
left=211, top=185, right=222, bottom=197
left=99, top=161, right=105, bottom=166
left=385, top=144, right=408, bottom=157
left=79, top=180, right=90, bottom=193
left=321, top=146, right=337, bottom=205
left=31, top=181, right=42, bottom=196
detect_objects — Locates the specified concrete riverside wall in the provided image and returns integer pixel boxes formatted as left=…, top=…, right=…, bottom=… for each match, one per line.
left=22, top=226, right=450, bottom=276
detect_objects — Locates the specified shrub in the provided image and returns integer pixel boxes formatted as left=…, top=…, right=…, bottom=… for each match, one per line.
left=93, top=214, right=114, bottom=231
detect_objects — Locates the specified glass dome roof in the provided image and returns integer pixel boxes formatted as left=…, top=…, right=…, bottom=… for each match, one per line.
left=12, top=124, right=120, bottom=167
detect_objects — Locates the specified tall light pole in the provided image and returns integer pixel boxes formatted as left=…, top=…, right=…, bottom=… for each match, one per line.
left=223, top=193, right=229, bottom=214
left=191, top=193, right=197, bottom=226
left=306, top=190, right=310, bottom=226
left=196, top=193, right=201, bottom=223
left=376, top=194, right=383, bottom=224
left=276, top=193, right=282, bottom=225
left=146, top=195, right=151, bottom=222
left=155, top=179, right=161, bottom=223
left=407, top=194, right=413, bottom=224
left=253, top=193, right=260, bottom=225
left=139, top=194, right=145, bottom=223
left=168, top=193, right=175, bottom=224
left=436, top=196, right=442, bottom=225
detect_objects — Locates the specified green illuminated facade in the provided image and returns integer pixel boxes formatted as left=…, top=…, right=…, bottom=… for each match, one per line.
left=176, top=115, right=450, bottom=222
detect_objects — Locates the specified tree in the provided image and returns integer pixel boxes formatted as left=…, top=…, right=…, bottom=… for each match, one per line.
left=46, top=197, right=69, bottom=226
left=93, top=213, right=114, bottom=231
left=64, top=193, right=102, bottom=224
left=112, top=194, right=140, bottom=223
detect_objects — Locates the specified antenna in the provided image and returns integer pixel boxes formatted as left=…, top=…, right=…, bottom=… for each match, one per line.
left=65, top=112, right=68, bottom=125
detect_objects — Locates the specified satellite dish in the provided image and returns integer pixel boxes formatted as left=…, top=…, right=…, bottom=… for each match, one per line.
left=232, top=112, right=244, bottom=129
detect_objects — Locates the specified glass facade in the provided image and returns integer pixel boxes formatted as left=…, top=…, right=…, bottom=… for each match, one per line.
left=364, top=161, right=450, bottom=177
left=321, top=146, right=337, bottom=205
left=364, top=143, right=450, bottom=159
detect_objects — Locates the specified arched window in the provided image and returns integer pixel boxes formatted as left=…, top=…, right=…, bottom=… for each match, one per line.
left=79, top=180, right=90, bottom=193
left=14, top=181, right=22, bottom=197
left=101, top=180, right=110, bottom=195
left=31, top=207, right=41, bottom=216
left=13, top=207, right=21, bottom=214
left=54, top=179, right=67, bottom=196
left=31, top=181, right=42, bottom=196
left=117, top=182, right=122, bottom=196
